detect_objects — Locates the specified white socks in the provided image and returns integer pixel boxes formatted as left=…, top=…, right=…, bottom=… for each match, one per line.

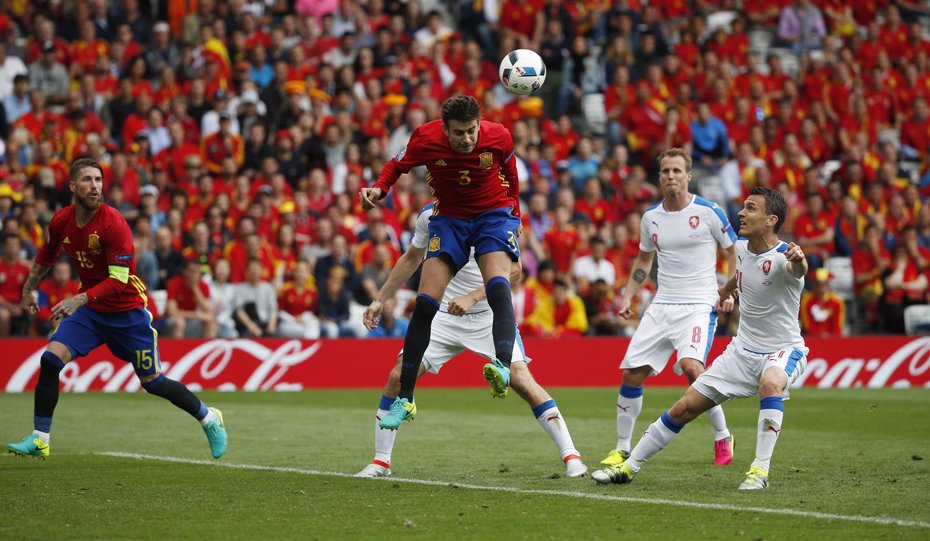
left=752, top=397, right=785, bottom=471
left=533, top=400, right=580, bottom=461
left=707, top=405, right=731, bottom=441
left=615, top=385, right=643, bottom=453
left=627, top=412, right=683, bottom=472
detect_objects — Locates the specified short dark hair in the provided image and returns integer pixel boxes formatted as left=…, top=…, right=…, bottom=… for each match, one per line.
left=70, top=158, right=104, bottom=183
left=749, top=186, right=787, bottom=234
left=441, top=95, right=481, bottom=126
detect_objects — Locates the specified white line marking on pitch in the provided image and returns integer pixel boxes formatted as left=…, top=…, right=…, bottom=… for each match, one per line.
left=98, top=452, right=930, bottom=529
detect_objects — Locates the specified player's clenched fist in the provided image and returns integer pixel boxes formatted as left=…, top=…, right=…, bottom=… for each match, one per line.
left=359, top=187, right=383, bottom=210
left=784, top=242, right=804, bottom=262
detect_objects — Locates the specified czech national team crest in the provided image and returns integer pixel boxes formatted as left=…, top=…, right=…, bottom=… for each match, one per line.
left=762, top=260, right=772, bottom=275
left=479, top=152, right=493, bottom=168
left=688, top=215, right=700, bottom=229
left=428, top=236, right=441, bottom=252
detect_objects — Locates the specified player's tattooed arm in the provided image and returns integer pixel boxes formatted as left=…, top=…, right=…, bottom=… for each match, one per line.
left=632, top=269, right=647, bottom=283
left=20, top=263, right=50, bottom=314
left=51, top=293, right=89, bottom=322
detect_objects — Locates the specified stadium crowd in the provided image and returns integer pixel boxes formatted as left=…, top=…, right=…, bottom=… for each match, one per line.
left=0, top=0, right=929, bottom=340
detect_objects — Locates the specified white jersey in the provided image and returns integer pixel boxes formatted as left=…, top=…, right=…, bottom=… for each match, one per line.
left=640, top=195, right=736, bottom=305
left=411, top=204, right=489, bottom=314
left=733, top=239, right=805, bottom=352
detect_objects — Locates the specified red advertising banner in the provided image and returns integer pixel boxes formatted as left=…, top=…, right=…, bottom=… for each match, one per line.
left=1, top=336, right=929, bottom=393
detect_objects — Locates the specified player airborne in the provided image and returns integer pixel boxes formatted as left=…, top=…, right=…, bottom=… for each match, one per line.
left=360, top=95, right=522, bottom=429
left=7, top=158, right=227, bottom=460
left=356, top=204, right=586, bottom=478
left=593, top=186, right=809, bottom=489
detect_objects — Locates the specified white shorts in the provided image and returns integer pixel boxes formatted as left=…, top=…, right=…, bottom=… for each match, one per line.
left=692, top=338, right=808, bottom=404
left=400, top=310, right=528, bottom=374
left=621, top=304, right=717, bottom=376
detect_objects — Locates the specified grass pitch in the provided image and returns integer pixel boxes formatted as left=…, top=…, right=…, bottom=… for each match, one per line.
left=1, top=388, right=928, bottom=540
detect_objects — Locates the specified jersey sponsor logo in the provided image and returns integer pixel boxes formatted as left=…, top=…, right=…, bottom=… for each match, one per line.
left=479, top=152, right=493, bottom=168
left=428, top=236, right=441, bottom=252
left=689, top=215, right=700, bottom=229
left=435, top=159, right=447, bottom=166
left=762, top=260, right=772, bottom=275
left=62, top=236, right=71, bottom=244
left=721, top=223, right=731, bottom=234
left=87, top=232, right=101, bottom=251
left=116, top=253, right=133, bottom=262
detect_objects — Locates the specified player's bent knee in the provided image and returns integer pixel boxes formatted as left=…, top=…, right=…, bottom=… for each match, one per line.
left=46, top=341, right=72, bottom=364
left=621, top=366, right=650, bottom=387
left=139, top=373, right=165, bottom=388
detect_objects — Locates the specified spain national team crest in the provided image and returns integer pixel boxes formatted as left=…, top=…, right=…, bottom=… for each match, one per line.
left=688, top=215, right=700, bottom=229
left=479, top=152, right=493, bottom=168
left=87, top=232, right=101, bottom=251
left=428, top=236, right=441, bottom=252
left=762, top=260, right=772, bottom=275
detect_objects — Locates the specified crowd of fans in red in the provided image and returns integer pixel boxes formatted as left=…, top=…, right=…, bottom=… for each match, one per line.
left=0, top=0, right=928, bottom=340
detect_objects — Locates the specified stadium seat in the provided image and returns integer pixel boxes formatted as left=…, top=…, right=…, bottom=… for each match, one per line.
left=582, top=93, right=607, bottom=135
left=904, top=305, right=930, bottom=335
left=824, top=257, right=854, bottom=301
left=706, top=11, right=738, bottom=33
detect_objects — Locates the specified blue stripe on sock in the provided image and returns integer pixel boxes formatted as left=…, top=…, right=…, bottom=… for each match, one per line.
left=486, top=276, right=510, bottom=293
left=760, top=396, right=784, bottom=412
left=416, top=293, right=439, bottom=309
left=660, top=411, right=684, bottom=433
left=34, top=415, right=52, bottom=433
left=195, top=402, right=209, bottom=421
left=41, top=351, right=65, bottom=370
left=532, top=399, right=557, bottom=418
left=379, top=395, right=395, bottom=410
left=619, top=384, right=644, bottom=399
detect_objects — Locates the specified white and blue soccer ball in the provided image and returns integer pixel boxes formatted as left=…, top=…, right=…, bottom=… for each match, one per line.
left=498, top=49, right=546, bottom=96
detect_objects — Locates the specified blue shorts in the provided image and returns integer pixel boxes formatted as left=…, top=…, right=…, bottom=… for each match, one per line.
left=51, top=306, right=162, bottom=378
left=426, top=207, right=521, bottom=271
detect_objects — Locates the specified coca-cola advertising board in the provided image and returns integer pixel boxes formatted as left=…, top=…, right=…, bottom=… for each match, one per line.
left=1, top=337, right=929, bottom=393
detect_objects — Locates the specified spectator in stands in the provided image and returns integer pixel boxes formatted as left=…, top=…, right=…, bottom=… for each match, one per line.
left=690, top=102, right=730, bottom=171
left=794, top=191, right=835, bottom=269
left=0, top=43, right=28, bottom=102
left=359, top=243, right=394, bottom=306
left=549, top=279, right=588, bottom=338
left=166, top=258, right=217, bottom=339
left=235, top=258, right=279, bottom=337
left=881, top=228, right=929, bottom=333
left=34, top=260, right=79, bottom=337
left=917, top=204, right=930, bottom=249
left=777, top=0, right=827, bottom=53
left=800, top=268, right=845, bottom=337
left=0, top=233, right=29, bottom=336
left=317, top=265, right=356, bottom=338
left=209, top=258, right=238, bottom=339
left=277, top=260, right=321, bottom=339
left=572, top=236, right=616, bottom=294
left=153, top=225, right=185, bottom=290
left=314, top=233, right=357, bottom=295
left=583, top=278, right=627, bottom=336
left=133, top=230, right=158, bottom=291
left=2, top=74, right=30, bottom=128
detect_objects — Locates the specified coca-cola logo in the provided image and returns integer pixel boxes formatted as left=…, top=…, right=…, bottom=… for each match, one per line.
left=793, top=337, right=930, bottom=389
left=5, top=339, right=322, bottom=393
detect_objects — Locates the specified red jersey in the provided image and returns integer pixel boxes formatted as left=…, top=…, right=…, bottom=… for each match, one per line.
left=278, top=284, right=318, bottom=316
left=0, top=256, right=30, bottom=303
left=166, top=275, right=210, bottom=311
left=374, top=119, right=520, bottom=219
left=800, top=291, right=845, bottom=337
left=35, top=204, right=146, bottom=312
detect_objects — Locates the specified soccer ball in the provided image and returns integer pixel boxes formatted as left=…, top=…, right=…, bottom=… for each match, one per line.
left=498, top=49, right=547, bottom=96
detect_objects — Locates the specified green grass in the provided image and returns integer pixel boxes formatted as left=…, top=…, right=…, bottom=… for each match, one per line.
left=1, top=388, right=929, bottom=540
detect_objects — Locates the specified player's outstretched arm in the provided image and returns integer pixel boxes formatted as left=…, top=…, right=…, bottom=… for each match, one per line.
left=21, top=263, right=50, bottom=315
left=363, top=245, right=427, bottom=329
left=51, top=293, right=89, bottom=323
left=618, top=250, right=655, bottom=320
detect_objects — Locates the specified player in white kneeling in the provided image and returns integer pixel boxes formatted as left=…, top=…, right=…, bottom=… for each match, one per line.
left=601, top=148, right=737, bottom=469
left=593, top=186, right=809, bottom=489
left=356, top=204, right=587, bottom=479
